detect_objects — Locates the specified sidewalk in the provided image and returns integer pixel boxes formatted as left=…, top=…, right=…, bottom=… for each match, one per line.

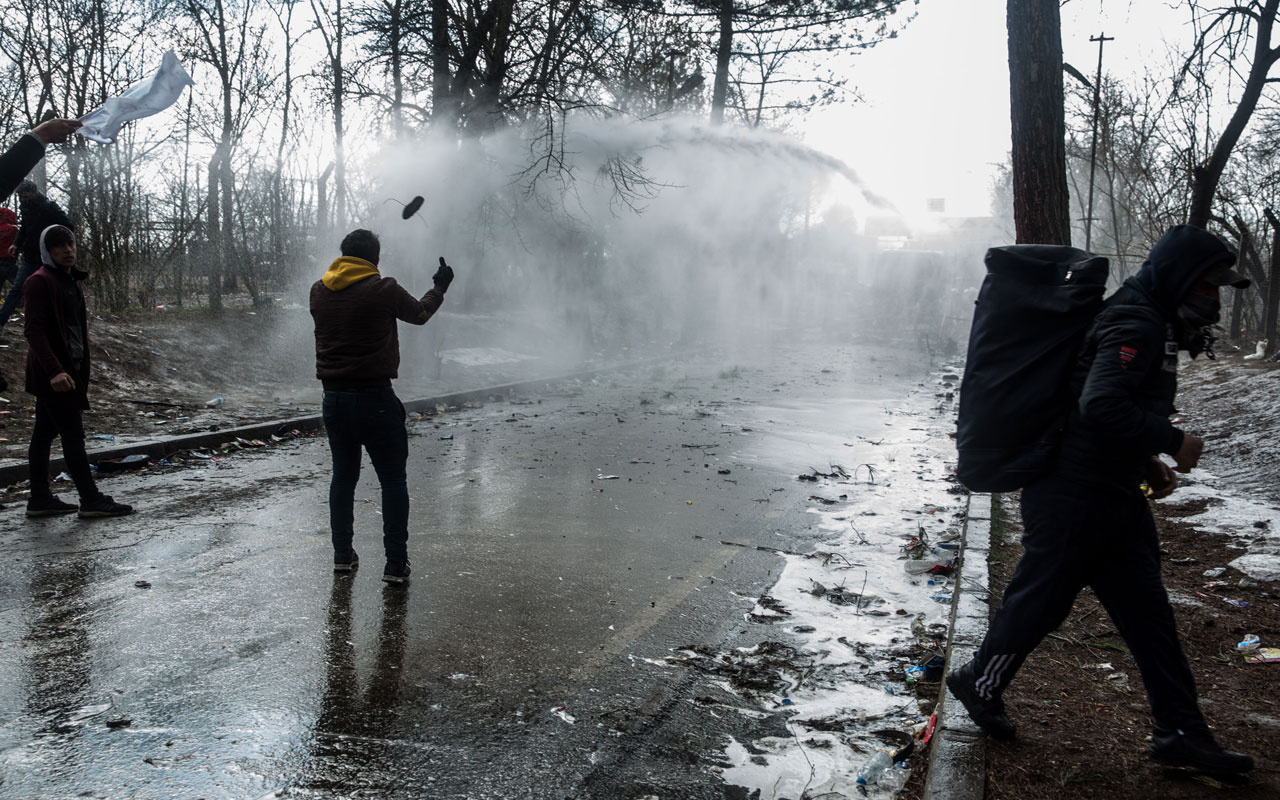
left=923, top=490, right=992, bottom=800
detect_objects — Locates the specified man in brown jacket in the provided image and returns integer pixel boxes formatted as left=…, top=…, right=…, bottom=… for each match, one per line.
left=310, top=228, right=454, bottom=584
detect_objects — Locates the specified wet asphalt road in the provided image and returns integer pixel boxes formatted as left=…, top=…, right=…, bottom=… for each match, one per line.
left=0, top=339, right=947, bottom=799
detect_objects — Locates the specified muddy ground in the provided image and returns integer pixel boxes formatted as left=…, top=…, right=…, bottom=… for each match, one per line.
left=973, top=353, right=1280, bottom=800
left=0, top=302, right=589, bottom=468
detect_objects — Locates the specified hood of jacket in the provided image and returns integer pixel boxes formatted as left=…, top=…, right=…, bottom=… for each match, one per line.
left=39, top=224, right=87, bottom=279
left=321, top=256, right=380, bottom=290
left=0, top=207, right=16, bottom=226
left=1128, top=225, right=1237, bottom=317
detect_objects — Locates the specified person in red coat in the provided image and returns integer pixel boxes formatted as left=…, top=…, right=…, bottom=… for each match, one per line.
left=22, top=224, right=132, bottom=518
left=0, top=207, right=17, bottom=297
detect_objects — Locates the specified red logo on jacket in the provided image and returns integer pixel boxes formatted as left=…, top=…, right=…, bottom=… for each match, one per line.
left=1119, top=345, right=1138, bottom=369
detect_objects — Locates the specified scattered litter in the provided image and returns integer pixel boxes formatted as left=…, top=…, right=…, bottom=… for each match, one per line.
left=1236, top=634, right=1261, bottom=652
left=929, top=591, right=953, bottom=604
left=92, top=434, right=116, bottom=441
left=1223, top=598, right=1250, bottom=608
left=96, top=454, right=150, bottom=473
left=718, top=468, right=731, bottom=475
left=134, top=580, right=152, bottom=589
left=440, top=434, right=454, bottom=440
left=205, top=397, right=224, bottom=408
left=596, top=474, right=620, bottom=480
left=1202, top=567, right=1227, bottom=578
left=54, top=472, right=72, bottom=482
left=551, top=706, right=576, bottom=724
left=105, top=714, right=132, bottom=729
left=1245, top=648, right=1280, bottom=664
left=449, top=673, right=468, bottom=680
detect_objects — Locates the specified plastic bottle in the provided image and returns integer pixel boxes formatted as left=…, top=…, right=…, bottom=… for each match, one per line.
left=856, top=750, right=893, bottom=786
left=206, top=397, right=224, bottom=408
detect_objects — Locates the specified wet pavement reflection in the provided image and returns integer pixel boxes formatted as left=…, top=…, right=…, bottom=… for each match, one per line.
left=0, top=339, right=953, bottom=798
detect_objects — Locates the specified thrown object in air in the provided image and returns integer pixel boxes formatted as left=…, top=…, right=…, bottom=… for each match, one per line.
left=402, top=195, right=424, bottom=220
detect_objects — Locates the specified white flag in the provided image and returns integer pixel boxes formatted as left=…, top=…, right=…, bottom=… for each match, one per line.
left=79, top=50, right=194, bottom=144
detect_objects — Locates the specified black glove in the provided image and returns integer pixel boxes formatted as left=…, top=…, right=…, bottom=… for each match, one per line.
left=432, top=256, right=454, bottom=293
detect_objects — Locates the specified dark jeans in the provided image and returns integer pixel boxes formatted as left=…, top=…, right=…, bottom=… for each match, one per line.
left=322, top=387, right=410, bottom=562
left=29, top=398, right=101, bottom=503
left=971, top=476, right=1206, bottom=733
left=0, top=258, right=38, bottom=327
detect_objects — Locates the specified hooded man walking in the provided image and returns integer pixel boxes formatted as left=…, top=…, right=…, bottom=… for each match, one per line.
left=23, top=224, right=132, bottom=518
left=0, top=180, right=73, bottom=331
left=310, top=229, right=454, bottom=584
left=947, top=225, right=1256, bottom=775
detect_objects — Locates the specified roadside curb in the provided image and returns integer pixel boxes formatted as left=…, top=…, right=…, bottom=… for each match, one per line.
left=922, top=491, right=993, bottom=800
left=0, top=359, right=670, bottom=487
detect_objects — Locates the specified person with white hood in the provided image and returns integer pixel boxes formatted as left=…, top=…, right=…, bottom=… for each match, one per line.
left=22, top=224, right=132, bottom=518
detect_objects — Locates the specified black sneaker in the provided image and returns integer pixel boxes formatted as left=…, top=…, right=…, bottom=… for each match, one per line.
left=945, top=659, right=1017, bottom=740
left=1150, top=727, right=1254, bottom=774
left=334, top=550, right=359, bottom=572
left=26, top=495, right=79, bottom=517
left=382, top=560, right=411, bottom=584
left=78, top=495, right=134, bottom=518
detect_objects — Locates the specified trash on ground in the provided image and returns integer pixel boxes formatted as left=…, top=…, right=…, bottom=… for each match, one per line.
left=205, top=397, right=224, bottom=408
left=440, top=434, right=454, bottom=440
left=134, top=580, right=152, bottom=589
left=1245, top=648, right=1280, bottom=664
left=105, top=714, right=132, bottom=729
left=1203, top=567, right=1227, bottom=578
left=92, top=434, right=116, bottom=441
left=1237, top=634, right=1261, bottom=652
left=551, top=706, right=576, bottom=724
left=596, top=474, right=620, bottom=480
left=96, top=454, right=150, bottom=473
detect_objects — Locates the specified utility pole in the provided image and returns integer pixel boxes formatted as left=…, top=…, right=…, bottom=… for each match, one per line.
left=1084, top=32, right=1113, bottom=251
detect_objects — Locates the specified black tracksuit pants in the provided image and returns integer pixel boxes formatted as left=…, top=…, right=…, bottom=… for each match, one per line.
left=971, top=475, right=1207, bottom=733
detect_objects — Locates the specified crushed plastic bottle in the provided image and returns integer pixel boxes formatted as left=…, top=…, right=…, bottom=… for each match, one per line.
left=205, top=397, right=224, bottom=408
left=856, top=750, right=893, bottom=786
left=1237, top=634, right=1261, bottom=652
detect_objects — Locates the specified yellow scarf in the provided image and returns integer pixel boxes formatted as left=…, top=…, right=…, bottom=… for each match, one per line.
left=321, top=256, right=380, bottom=290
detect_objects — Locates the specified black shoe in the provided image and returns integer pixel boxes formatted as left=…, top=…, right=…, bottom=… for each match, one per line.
left=382, top=560, right=411, bottom=585
left=78, top=495, right=134, bottom=518
left=1150, top=727, right=1254, bottom=774
left=945, top=659, right=1017, bottom=739
left=334, top=550, right=359, bottom=572
left=26, top=495, right=78, bottom=517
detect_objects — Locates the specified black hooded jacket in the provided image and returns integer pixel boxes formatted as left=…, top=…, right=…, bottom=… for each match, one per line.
left=15, top=193, right=72, bottom=263
left=1053, top=225, right=1236, bottom=490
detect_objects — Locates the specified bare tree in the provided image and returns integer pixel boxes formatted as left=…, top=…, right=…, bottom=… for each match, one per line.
left=1182, top=0, right=1280, bottom=228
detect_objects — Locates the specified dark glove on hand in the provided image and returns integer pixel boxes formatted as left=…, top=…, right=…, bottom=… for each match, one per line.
left=432, top=256, right=454, bottom=293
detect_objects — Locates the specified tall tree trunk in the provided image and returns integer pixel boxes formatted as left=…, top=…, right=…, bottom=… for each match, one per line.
left=333, top=0, right=347, bottom=232
left=206, top=152, right=222, bottom=311
left=431, top=0, right=455, bottom=126
left=710, top=0, right=734, bottom=125
left=1264, top=208, right=1280, bottom=350
left=1006, top=0, right=1070, bottom=244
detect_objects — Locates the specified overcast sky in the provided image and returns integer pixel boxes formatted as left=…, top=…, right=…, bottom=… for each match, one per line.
left=804, top=0, right=1192, bottom=226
